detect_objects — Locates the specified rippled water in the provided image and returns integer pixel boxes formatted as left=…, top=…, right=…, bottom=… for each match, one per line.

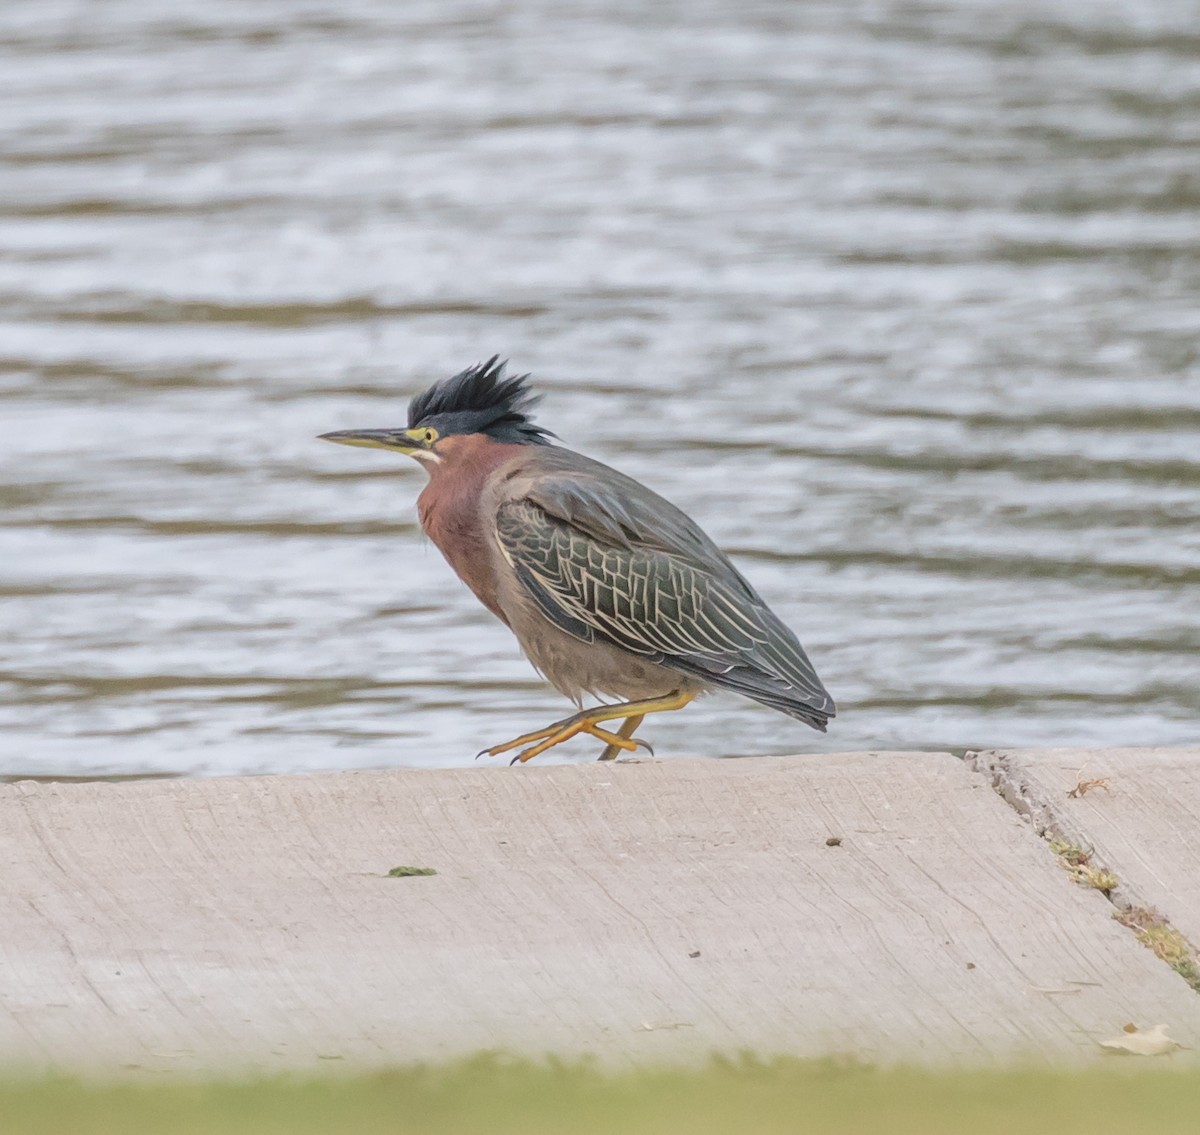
left=2, top=0, right=1198, bottom=777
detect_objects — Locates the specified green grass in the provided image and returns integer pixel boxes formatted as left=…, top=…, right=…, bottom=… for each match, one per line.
left=4, top=1057, right=1200, bottom=1135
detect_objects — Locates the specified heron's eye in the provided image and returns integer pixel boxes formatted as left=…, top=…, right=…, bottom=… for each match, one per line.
left=423, top=428, right=438, bottom=444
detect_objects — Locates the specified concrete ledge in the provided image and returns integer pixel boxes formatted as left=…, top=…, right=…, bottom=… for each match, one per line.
left=2, top=753, right=1198, bottom=1073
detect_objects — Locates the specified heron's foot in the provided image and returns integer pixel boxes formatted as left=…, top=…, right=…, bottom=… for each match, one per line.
left=479, top=693, right=694, bottom=765
left=477, top=711, right=583, bottom=759
left=600, top=737, right=656, bottom=762
left=597, top=713, right=650, bottom=762
left=510, top=720, right=638, bottom=765
left=478, top=711, right=639, bottom=764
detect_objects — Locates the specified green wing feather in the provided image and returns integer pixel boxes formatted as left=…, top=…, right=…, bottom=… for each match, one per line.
left=495, top=453, right=835, bottom=728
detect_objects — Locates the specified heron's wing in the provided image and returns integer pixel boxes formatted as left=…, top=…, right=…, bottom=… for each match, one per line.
left=495, top=480, right=834, bottom=727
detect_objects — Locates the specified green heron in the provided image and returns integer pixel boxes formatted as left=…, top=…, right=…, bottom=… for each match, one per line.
left=320, top=358, right=835, bottom=763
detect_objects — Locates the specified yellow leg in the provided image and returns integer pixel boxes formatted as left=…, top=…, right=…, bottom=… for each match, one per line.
left=598, top=713, right=645, bottom=762
left=478, top=709, right=640, bottom=757
left=480, top=691, right=695, bottom=765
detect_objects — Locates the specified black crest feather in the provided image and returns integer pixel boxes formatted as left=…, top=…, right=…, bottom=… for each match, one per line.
left=408, top=356, right=555, bottom=445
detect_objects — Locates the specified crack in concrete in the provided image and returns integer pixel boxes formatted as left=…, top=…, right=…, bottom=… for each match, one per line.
left=964, top=748, right=1200, bottom=999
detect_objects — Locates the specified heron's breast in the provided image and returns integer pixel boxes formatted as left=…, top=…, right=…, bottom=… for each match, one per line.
left=418, top=474, right=509, bottom=625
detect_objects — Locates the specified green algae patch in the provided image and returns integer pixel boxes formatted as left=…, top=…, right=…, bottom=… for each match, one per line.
left=1047, top=838, right=1119, bottom=894
left=4, top=1058, right=1200, bottom=1135
left=387, top=866, right=437, bottom=877
left=1115, top=907, right=1200, bottom=994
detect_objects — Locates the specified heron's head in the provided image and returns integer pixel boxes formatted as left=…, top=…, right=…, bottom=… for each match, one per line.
left=319, top=356, right=554, bottom=467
